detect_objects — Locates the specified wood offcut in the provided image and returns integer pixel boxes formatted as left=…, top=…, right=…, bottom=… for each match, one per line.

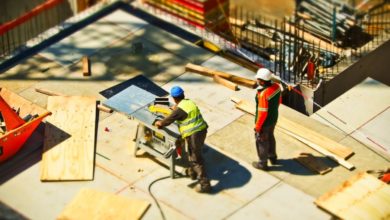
left=82, top=56, right=91, bottom=76
left=295, top=153, right=332, bottom=175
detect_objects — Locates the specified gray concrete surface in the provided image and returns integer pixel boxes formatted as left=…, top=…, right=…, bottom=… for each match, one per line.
left=0, top=6, right=388, bottom=220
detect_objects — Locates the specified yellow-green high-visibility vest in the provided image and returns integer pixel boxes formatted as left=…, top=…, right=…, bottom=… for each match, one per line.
left=177, top=99, right=207, bottom=138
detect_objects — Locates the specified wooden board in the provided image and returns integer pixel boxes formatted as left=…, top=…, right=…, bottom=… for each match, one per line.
left=41, top=96, right=96, bottom=181
left=213, top=75, right=238, bottom=91
left=82, top=56, right=90, bottom=76
left=231, top=97, right=354, bottom=159
left=186, top=63, right=257, bottom=88
left=295, top=153, right=332, bottom=175
left=57, top=188, right=150, bottom=220
left=231, top=97, right=355, bottom=170
left=315, top=172, right=390, bottom=220
left=280, top=127, right=354, bottom=170
left=278, top=117, right=354, bottom=159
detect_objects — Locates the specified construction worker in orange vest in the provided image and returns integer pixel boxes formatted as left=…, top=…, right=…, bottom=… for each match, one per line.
left=252, top=68, right=282, bottom=171
left=155, top=86, right=211, bottom=193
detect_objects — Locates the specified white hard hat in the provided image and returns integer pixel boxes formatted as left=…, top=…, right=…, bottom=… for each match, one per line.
left=255, top=68, right=272, bottom=81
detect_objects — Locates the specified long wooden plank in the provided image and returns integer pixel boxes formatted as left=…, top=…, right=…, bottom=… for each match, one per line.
left=186, top=63, right=257, bottom=88
left=315, top=172, right=390, bottom=220
left=231, top=97, right=354, bottom=159
left=213, top=75, right=238, bottom=91
left=231, top=97, right=354, bottom=170
left=278, top=117, right=354, bottom=159
left=57, top=188, right=150, bottom=220
left=278, top=127, right=354, bottom=170
left=295, top=153, right=332, bottom=175
left=41, top=96, right=96, bottom=181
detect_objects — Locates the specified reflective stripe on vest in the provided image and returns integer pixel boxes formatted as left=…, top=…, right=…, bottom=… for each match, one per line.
left=177, top=99, right=207, bottom=138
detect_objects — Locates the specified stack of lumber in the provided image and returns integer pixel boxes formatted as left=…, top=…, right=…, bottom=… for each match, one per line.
left=231, top=97, right=355, bottom=171
left=142, top=0, right=229, bottom=31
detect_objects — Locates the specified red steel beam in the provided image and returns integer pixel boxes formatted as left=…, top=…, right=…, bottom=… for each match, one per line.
left=0, top=0, right=64, bottom=36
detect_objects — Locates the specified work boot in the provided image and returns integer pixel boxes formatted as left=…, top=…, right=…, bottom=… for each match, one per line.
left=269, top=157, right=279, bottom=165
left=185, top=167, right=197, bottom=180
left=195, top=183, right=212, bottom=193
left=252, top=162, right=268, bottom=171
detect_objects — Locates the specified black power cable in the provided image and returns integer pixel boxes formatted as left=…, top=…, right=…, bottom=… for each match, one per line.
left=148, top=176, right=170, bottom=220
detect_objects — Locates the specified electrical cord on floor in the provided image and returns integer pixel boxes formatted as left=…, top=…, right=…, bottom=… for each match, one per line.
left=148, top=175, right=171, bottom=220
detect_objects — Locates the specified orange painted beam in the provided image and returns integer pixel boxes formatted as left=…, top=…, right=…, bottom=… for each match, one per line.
left=0, top=0, right=64, bottom=36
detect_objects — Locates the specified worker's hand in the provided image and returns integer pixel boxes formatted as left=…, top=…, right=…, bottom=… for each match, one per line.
left=170, top=104, right=178, bottom=111
left=255, top=130, right=267, bottom=142
left=154, top=120, right=162, bottom=129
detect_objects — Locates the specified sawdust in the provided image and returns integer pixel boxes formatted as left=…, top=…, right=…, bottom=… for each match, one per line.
left=231, top=0, right=296, bottom=20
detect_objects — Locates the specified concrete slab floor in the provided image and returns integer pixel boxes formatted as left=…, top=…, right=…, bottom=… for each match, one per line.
left=207, top=107, right=390, bottom=198
left=2, top=5, right=387, bottom=220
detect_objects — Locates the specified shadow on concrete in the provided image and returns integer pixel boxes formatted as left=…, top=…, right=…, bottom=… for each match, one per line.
left=202, top=146, right=251, bottom=194
left=268, top=156, right=338, bottom=175
left=0, top=124, right=44, bottom=185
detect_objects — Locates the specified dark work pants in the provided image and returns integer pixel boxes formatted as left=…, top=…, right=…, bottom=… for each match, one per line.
left=186, top=128, right=210, bottom=186
left=255, top=125, right=277, bottom=166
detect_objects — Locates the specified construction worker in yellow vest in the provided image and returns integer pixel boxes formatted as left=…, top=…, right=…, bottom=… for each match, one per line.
left=253, top=68, right=282, bottom=171
left=155, top=86, right=211, bottom=193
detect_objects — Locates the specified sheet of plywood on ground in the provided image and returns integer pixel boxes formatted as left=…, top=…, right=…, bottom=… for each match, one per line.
left=41, top=96, right=96, bottom=181
left=315, top=172, right=390, bottom=220
left=295, top=153, right=332, bottom=175
left=57, top=188, right=150, bottom=220
left=232, top=97, right=354, bottom=159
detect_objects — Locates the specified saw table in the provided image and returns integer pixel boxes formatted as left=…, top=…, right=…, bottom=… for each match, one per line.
left=103, top=85, right=188, bottom=178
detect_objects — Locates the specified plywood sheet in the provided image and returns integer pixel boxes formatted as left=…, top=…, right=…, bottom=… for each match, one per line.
left=41, top=96, right=96, bottom=181
left=57, top=188, right=150, bottom=220
left=315, top=172, right=390, bottom=220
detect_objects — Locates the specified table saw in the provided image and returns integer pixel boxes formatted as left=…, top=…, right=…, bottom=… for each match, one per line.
left=103, top=85, right=188, bottom=178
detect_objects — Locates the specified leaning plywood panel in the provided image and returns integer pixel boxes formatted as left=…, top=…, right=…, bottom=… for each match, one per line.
left=315, top=172, right=390, bottom=220
left=41, top=96, right=96, bottom=181
left=57, top=188, right=150, bottom=220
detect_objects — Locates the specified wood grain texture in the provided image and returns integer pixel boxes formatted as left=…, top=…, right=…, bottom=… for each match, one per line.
left=231, top=96, right=355, bottom=170
left=213, top=75, right=239, bottom=91
left=278, top=116, right=354, bottom=159
left=315, top=172, right=390, bottom=220
left=41, top=96, right=96, bottom=181
left=57, top=188, right=150, bottom=220
left=295, top=153, right=332, bottom=175
left=280, top=127, right=354, bottom=170
left=82, top=56, right=90, bottom=76
left=0, top=87, right=49, bottom=118
left=186, top=63, right=257, bottom=88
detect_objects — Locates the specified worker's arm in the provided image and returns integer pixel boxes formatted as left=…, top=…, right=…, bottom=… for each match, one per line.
left=155, top=108, right=187, bottom=128
left=254, top=92, right=268, bottom=133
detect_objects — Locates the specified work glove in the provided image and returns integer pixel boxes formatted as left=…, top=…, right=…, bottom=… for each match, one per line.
left=255, top=129, right=267, bottom=142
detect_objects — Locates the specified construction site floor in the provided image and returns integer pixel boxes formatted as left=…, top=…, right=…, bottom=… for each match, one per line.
left=1, top=4, right=389, bottom=220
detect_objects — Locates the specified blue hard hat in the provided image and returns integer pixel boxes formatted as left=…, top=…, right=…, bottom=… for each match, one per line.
left=170, top=86, right=184, bottom=97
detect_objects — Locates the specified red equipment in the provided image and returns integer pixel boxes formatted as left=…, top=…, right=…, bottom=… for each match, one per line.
left=0, top=88, right=51, bottom=163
